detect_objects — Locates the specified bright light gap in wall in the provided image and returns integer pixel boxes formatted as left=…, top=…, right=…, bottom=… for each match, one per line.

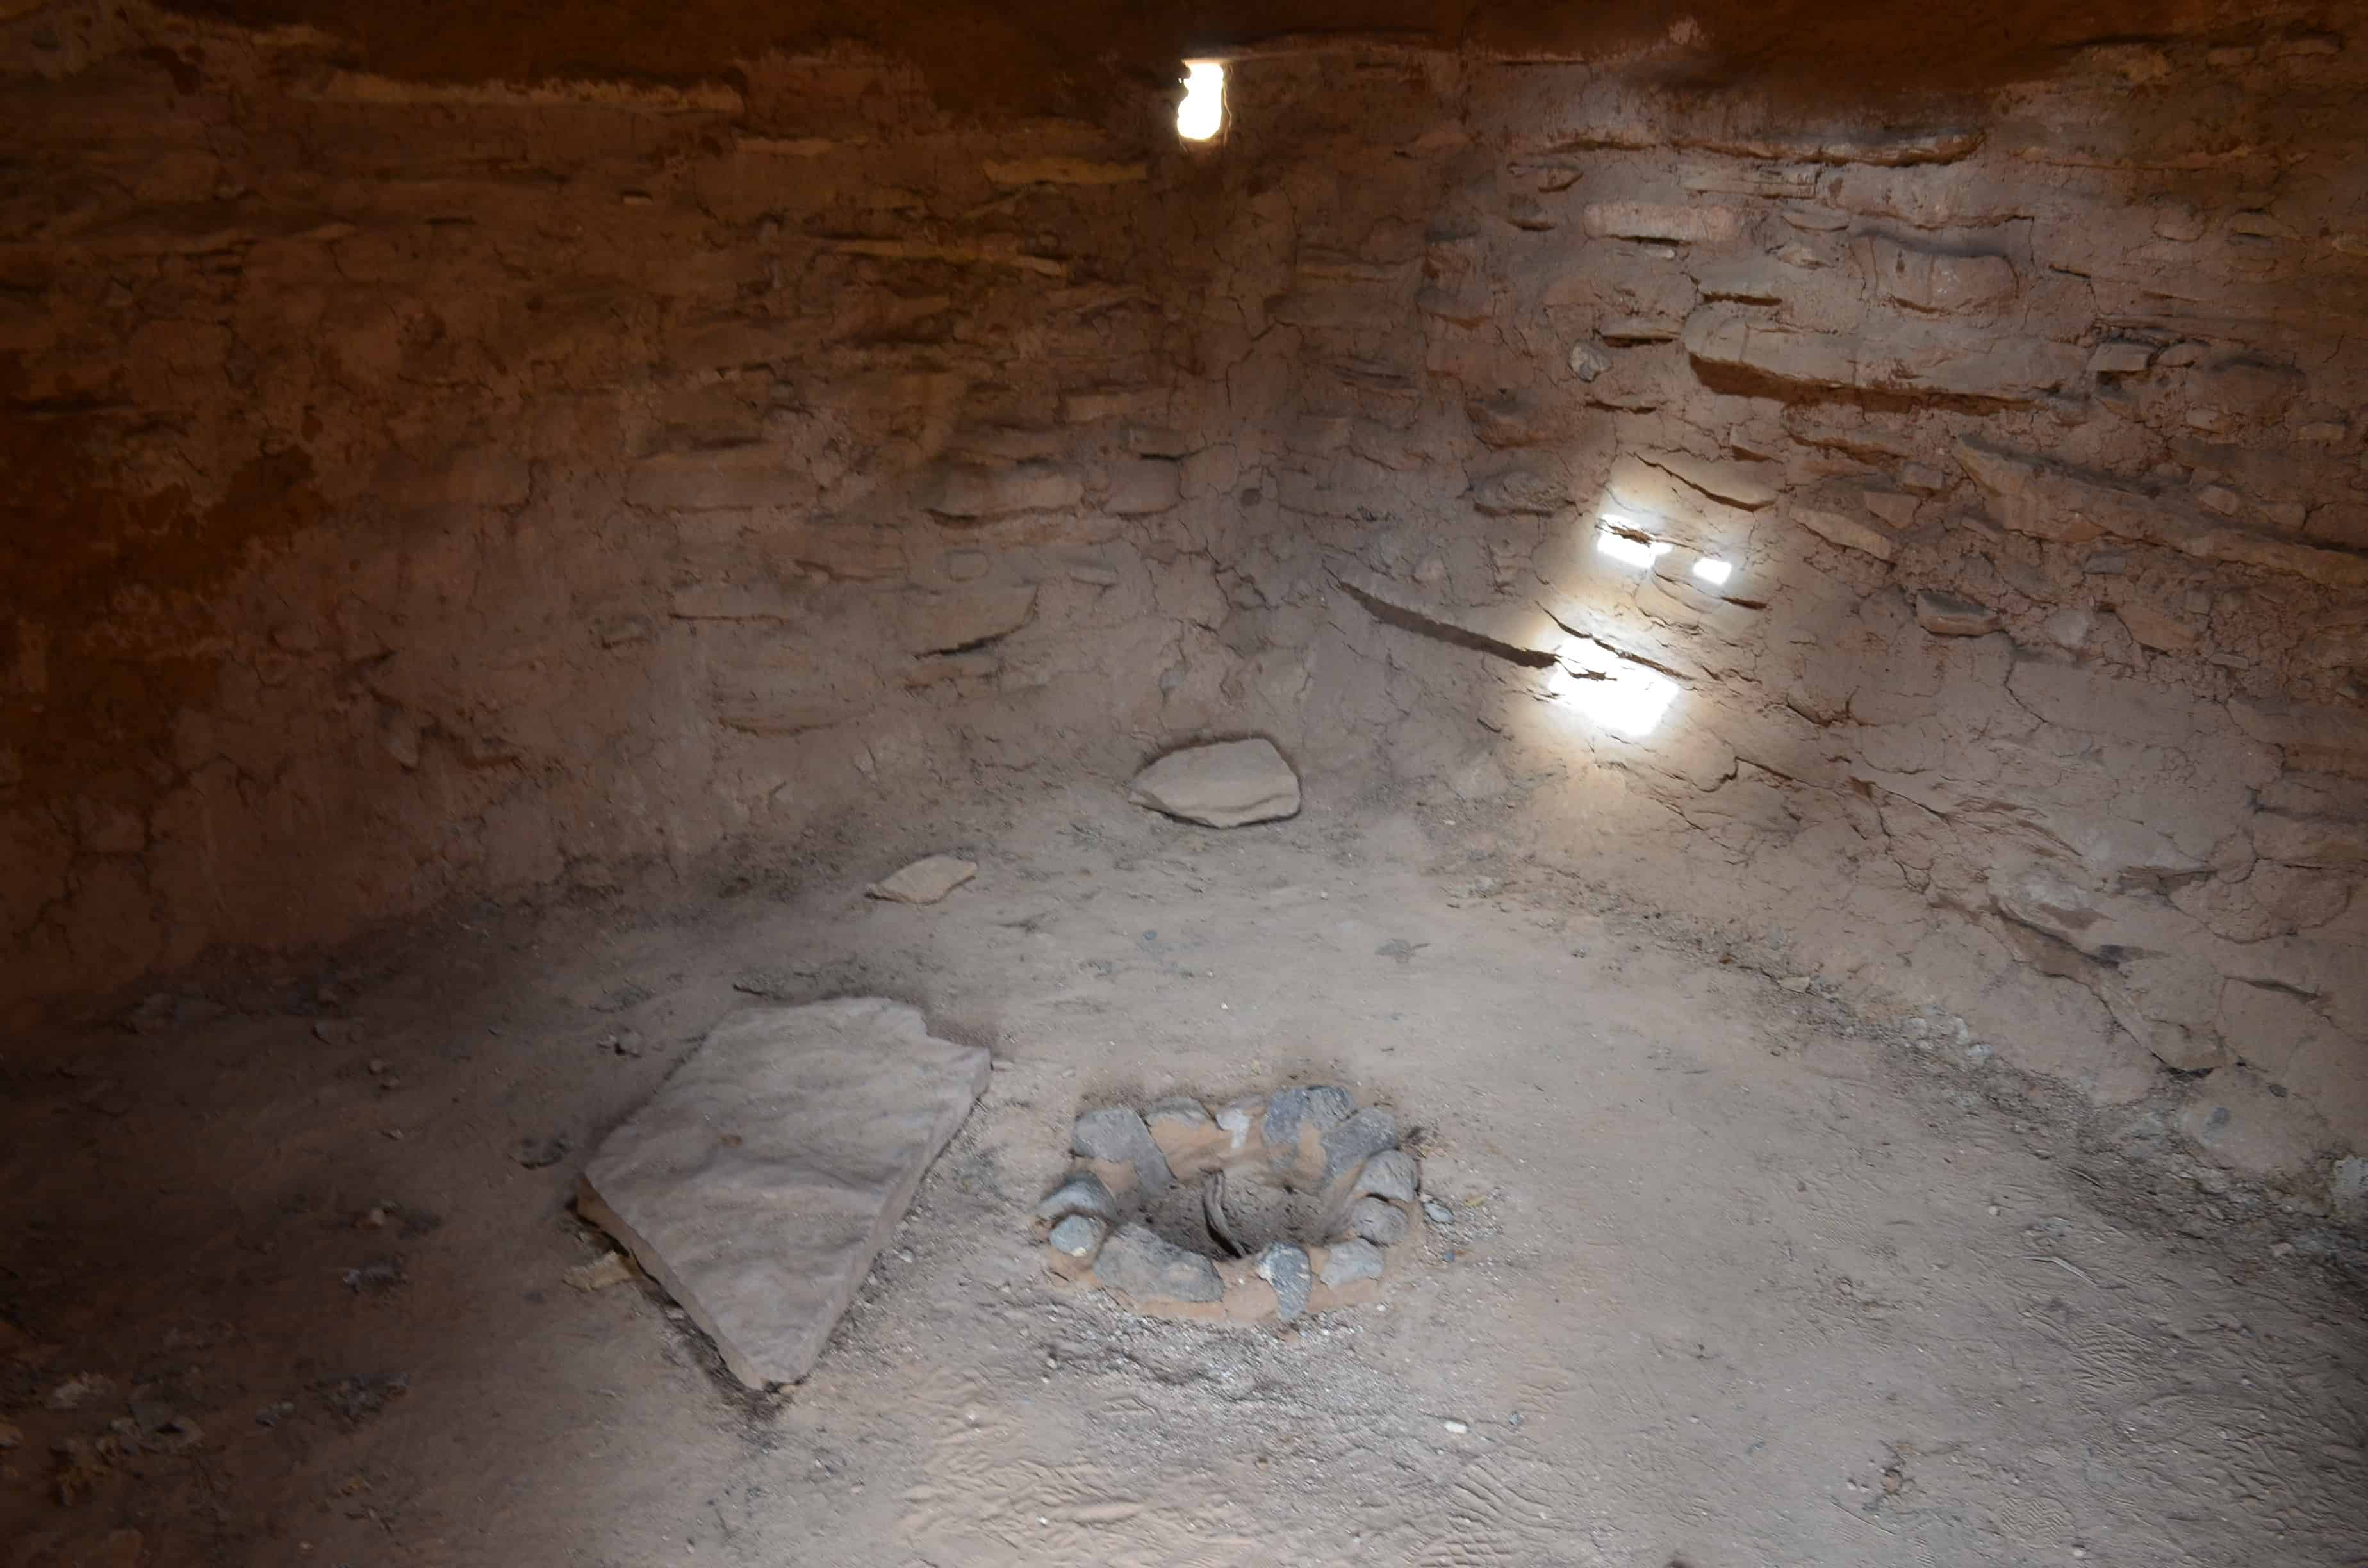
left=1595, top=515, right=1672, bottom=570
left=1692, top=557, right=1734, bottom=585
left=1178, top=60, right=1226, bottom=142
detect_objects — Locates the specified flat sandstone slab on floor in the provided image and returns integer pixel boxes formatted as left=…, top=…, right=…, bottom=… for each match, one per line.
left=578, top=998, right=989, bottom=1385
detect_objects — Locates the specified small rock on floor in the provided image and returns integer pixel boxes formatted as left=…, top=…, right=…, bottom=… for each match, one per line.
left=866, top=854, right=978, bottom=904
left=514, top=1134, right=571, bottom=1170
left=45, top=1374, right=115, bottom=1412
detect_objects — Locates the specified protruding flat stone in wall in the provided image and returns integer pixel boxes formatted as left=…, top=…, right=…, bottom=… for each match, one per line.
left=921, top=462, right=1083, bottom=519
left=577, top=1000, right=989, bottom=1386
left=1600, top=315, right=1680, bottom=344
left=1790, top=497, right=1899, bottom=561
left=981, top=156, right=1147, bottom=187
left=2113, top=596, right=2200, bottom=653
left=1127, top=739, right=1301, bottom=828
left=1470, top=469, right=1572, bottom=516
left=1581, top=202, right=1745, bottom=244
left=1914, top=591, right=2000, bottom=637
left=866, top=854, right=978, bottom=904
left=1682, top=305, right=2082, bottom=404
left=1855, top=235, right=2018, bottom=314
left=1957, top=437, right=2368, bottom=589
left=1637, top=450, right=1779, bottom=510
left=2251, top=811, right=2368, bottom=869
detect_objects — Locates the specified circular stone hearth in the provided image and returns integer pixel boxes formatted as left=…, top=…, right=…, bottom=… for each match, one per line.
left=1030, top=1087, right=1418, bottom=1325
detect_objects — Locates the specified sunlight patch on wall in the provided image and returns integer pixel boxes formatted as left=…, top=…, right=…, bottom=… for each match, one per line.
left=1545, top=657, right=1681, bottom=739
left=1691, top=556, right=1734, bottom=585
left=1595, top=518, right=1671, bottom=569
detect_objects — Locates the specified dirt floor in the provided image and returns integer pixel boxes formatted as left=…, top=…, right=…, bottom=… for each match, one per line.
left=4, top=784, right=2366, bottom=1567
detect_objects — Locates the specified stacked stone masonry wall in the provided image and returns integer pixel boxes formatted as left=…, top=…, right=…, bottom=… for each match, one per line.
left=2, top=4, right=2362, bottom=1178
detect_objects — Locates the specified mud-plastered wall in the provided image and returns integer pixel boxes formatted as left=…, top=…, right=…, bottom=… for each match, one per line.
left=3, top=6, right=2362, bottom=1182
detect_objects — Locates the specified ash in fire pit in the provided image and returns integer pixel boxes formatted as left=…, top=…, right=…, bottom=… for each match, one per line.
left=1031, top=1087, right=1418, bottom=1323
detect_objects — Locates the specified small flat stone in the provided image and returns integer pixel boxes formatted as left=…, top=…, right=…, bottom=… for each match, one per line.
left=1048, top=1214, right=1108, bottom=1259
left=866, top=855, right=978, bottom=904
left=1420, top=1195, right=1455, bottom=1227
left=1320, top=1107, right=1399, bottom=1186
left=1033, top=1170, right=1117, bottom=1227
left=513, top=1134, right=571, bottom=1170
left=1216, top=1103, right=1255, bottom=1138
left=1349, top=1148, right=1419, bottom=1204
left=2332, top=1156, right=2368, bottom=1221
left=1071, top=1107, right=1173, bottom=1193
left=1344, top=1196, right=1410, bottom=1246
left=1320, top=1237, right=1385, bottom=1288
left=577, top=999, right=989, bottom=1387
left=1095, top=1224, right=1222, bottom=1304
left=1256, top=1242, right=1313, bottom=1323
left=1127, top=739, right=1301, bottom=828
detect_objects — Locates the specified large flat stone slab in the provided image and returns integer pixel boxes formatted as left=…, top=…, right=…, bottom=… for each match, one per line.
left=577, top=999, right=989, bottom=1386
left=1127, top=738, right=1301, bottom=828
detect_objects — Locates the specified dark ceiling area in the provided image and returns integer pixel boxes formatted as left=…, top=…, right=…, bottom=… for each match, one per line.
left=162, top=0, right=2309, bottom=111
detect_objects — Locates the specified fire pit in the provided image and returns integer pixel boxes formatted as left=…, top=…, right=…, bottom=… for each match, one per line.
left=1031, top=1086, right=1418, bottom=1323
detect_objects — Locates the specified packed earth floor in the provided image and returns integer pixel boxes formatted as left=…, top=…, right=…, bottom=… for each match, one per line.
left=4, top=787, right=2365, bottom=1568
